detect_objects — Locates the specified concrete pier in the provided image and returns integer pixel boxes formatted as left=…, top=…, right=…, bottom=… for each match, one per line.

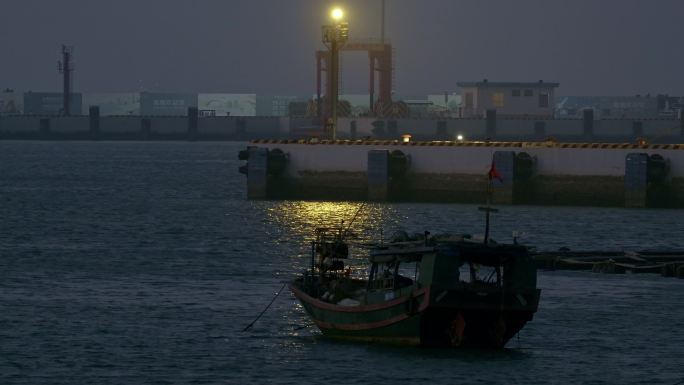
left=89, top=106, right=99, bottom=139
left=2, top=112, right=684, bottom=143
left=241, top=139, right=684, bottom=208
left=246, top=147, right=269, bottom=199
left=533, top=250, right=684, bottom=279
left=583, top=109, right=594, bottom=139
left=367, top=150, right=390, bottom=201
left=188, top=107, right=199, bottom=141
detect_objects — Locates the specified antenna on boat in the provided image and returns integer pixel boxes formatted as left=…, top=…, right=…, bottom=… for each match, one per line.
left=478, top=158, right=502, bottom=245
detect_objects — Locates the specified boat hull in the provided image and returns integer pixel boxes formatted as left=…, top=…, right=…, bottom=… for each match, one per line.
left=290, top=282, right=540, bottom=348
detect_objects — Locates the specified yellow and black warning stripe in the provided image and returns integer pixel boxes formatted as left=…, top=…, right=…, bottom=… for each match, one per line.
left=250, top=139, right=684, bottom=150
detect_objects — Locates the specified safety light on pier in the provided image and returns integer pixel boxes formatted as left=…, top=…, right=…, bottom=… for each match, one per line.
left=457, top=134, right=464, bottom=141
left=331, top=8, right=344, bottom=21
left=401, top=134, right=412, bottom=143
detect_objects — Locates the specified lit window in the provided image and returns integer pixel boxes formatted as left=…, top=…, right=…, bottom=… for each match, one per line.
left=493, top=92, right=504, bottom=107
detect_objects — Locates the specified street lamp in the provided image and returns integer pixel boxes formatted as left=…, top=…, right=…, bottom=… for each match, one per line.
left=322, top=7, right=349, bottom=140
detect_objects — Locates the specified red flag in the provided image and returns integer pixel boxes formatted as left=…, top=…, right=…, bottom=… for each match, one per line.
left=488, top=160, right=503, bottom=182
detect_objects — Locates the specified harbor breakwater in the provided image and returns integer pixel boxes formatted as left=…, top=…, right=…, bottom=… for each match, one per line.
left=240, top=139, right=684, bottom=208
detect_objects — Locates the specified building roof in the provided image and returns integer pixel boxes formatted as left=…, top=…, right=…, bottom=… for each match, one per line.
left=457, top=81, right=559, bottom=88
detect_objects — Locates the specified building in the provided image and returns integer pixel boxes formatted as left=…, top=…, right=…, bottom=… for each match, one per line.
left=657, top=95, right=684, bottom=118
left=457, top=80, right=559, bottom=118
left=555, top=95, right=660, bottom=119
left=139, top=92, right=197, bottom=116
left=82, top=93, right=140, bottom=115
left=0, top=89, right=23, bottom=115
left=23, top=92, right=82, bottom=115
left=403, top=100, right=434, bottom=118
left=256, top=96, right=310, bottom=116
left=198, top=94, right=256, bottom=116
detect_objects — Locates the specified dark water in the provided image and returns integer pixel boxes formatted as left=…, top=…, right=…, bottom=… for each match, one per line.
left=1, top=141, right=683, bottom=385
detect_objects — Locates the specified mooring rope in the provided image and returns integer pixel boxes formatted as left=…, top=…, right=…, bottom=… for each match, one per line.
left=242, top=283, right=287, bottom=332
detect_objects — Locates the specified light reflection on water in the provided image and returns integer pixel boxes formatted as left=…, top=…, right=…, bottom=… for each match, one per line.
left=266, top=201, right=401, bottom=241
left=267, top=201, right=406, bottom=277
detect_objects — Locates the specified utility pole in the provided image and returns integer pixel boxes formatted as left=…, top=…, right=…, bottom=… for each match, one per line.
left=58, top=45, right=74, bottom=116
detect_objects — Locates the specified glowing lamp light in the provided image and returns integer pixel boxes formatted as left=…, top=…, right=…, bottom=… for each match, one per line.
left=457, top=134, right=464, bottom=141
left=401, top=134, right=412, bottom=143
left=331, top=8, right=344, bottom=21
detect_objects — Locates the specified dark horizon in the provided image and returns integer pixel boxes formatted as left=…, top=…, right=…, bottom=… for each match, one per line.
left=1, top=0, right=683, bottom=96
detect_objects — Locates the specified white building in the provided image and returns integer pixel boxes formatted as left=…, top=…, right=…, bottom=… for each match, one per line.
left=457, top=80, right=559, bottom=118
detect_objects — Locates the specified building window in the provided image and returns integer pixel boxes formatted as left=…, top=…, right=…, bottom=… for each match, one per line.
left=512, top=89, right=521, bottom=97
left=493, top=92, right=504, bottom=107
left=524, top=89, right=533, bottom=97
left=538, top=93, right=549, bottom=108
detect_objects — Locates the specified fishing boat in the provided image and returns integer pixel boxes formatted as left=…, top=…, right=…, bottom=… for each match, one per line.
left=289, top=222, right=541, bottom=348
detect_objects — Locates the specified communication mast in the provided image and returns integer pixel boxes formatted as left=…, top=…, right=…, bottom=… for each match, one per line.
left=58, top=45, right=74, bottom=116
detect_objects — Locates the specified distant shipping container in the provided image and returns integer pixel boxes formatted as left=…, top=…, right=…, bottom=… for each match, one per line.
left=23, top=92, right=82, bottom=115
left=140, top=92, right=197, bottom=116
left=82, top=93, right=140, bottom=115
left=198, top=94, right=256, bottom=116
left=0, top=91, right=23, bottom=114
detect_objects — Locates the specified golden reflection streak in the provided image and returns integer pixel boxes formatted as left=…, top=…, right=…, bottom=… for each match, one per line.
left=266, top=201, right=399, bottom=277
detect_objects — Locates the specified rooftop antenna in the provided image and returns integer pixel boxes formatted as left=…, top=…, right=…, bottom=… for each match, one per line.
left=58, top=45, right=74, bottom=116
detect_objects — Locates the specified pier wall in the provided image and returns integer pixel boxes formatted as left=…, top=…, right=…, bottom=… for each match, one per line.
left=243, top=141, right=684, bottom=207
left=0, top=115, right=284, bottom=140
left=336, top=118, right=680, bottom=142
left=255, top=142, right=684, bottom=177
left=100, top=117, right=141, bottom=134
left=1, top=114, right=681, bottom=143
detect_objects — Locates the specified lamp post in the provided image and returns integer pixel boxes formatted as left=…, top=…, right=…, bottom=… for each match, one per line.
left=322, top=8, right=348, bottom=140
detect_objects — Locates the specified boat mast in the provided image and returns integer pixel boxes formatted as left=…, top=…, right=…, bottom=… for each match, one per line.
left=310, top=240, right=316, bottom=292
left=484, top=182, right=492, bottom=244
left=479, top=162, right=499, bottom=245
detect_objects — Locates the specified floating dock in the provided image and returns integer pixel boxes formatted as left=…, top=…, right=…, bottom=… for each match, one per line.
left=239, top=139, right=684, bottom=208
left=533, top=250, right=684, bottom=278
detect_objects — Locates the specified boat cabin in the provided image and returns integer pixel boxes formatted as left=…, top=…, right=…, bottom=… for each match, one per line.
left=366, top=236, right=537, bottom=294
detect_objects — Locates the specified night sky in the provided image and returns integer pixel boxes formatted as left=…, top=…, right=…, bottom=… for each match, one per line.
left=1, top=0, right=682, bottom=96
